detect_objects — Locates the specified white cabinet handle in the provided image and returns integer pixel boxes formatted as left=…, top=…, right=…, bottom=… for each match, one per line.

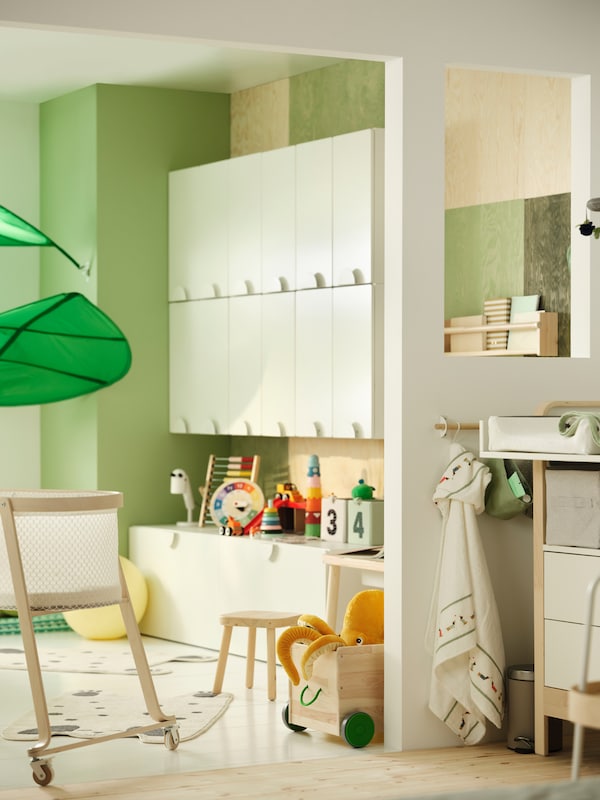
left=352, top=422, right=364, bottom=438
left=313, top=421, right=324, bottom=437
left=171, top=286, right=188, bottom=301
left=172, top=417, right=189, bottom=434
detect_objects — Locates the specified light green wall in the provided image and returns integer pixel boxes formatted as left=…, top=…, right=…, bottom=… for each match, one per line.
left=40, top=85, right=231, bottom=547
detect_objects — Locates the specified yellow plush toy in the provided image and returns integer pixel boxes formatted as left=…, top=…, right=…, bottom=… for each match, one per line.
left=277, top=589, right=384, bottom=685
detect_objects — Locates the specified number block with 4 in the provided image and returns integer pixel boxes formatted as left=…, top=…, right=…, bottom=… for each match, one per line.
left=347, top=498, right=384, bottom=546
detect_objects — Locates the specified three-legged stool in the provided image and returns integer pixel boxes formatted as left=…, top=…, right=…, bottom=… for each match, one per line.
left=212, top=610, right=299, bottom=701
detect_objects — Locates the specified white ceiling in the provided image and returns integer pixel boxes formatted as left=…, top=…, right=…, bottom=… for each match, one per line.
left=0, top=25, right=342, bottom=103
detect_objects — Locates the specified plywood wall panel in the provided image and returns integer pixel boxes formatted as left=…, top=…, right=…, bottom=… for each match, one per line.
left=230, top=79, right=289, bottom=157
left=446, top=69, right=571, bottom=210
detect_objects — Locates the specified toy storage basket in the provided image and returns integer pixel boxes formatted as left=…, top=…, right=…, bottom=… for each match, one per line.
left=282, top=641, right=384, bottom=748
left=0, top=490, right=179, bottom=787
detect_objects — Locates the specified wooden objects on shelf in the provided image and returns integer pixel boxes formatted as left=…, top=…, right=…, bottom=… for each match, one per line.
left=444, top=311, right=558, bottom=356
left=198, top=454, right=260, bottom=527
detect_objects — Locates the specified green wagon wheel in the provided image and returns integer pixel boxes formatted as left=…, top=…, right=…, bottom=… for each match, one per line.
left=281, top=703, right=307, bottom=732
left=341, top=711, right=375, bottom=748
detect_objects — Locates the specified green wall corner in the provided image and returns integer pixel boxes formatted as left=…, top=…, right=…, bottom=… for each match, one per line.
left=39, top=84, right=232, bottom=547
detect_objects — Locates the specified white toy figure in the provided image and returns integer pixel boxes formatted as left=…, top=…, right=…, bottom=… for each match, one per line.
left=170, top=468, right=196, bottom=524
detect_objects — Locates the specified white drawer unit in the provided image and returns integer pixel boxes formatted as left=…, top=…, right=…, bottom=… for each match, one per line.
left=544, top=548, right=600, bottom=691
left=129, top=526, right=366, bottom=659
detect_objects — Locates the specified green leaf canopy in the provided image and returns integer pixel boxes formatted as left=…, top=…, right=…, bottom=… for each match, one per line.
left=0, top=205, right=82, bottom=269
left=0, top=292, right=132, bottom=405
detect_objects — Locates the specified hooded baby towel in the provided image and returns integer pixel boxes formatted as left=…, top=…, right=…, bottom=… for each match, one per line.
left=427, top=443, right=506, bottom=744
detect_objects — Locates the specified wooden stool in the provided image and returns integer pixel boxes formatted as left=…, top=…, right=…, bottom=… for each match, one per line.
left=212, top=610, right=299, bottom=701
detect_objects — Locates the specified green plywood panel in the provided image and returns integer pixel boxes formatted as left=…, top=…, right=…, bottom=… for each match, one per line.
left=524, top=193, right=571, bottom=356
left=289, top=60, right=384, bottom=144
left=445, top=200, right=524, bottom=320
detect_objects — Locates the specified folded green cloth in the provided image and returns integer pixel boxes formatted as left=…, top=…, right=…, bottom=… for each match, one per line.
left=559, top=412, right=600, bottom=447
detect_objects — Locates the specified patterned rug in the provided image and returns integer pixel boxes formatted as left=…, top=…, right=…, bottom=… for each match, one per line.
left=2, top=688, right=233, bottom=743
left=0, top=641, right=216, bottom=675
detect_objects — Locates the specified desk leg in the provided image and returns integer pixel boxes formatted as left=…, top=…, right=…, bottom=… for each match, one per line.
left=326, top=564, right=341, bottom=629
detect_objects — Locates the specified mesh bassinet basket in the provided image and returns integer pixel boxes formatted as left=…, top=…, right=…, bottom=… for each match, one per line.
left=0, top=489, right=179, bottom=786
left=0, top=490, right=122, bottom=611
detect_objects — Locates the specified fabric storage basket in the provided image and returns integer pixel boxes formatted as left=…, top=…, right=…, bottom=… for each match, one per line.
left=546, top=470, right=600, bottom=548
left=0, top=490, right=123, bottom=611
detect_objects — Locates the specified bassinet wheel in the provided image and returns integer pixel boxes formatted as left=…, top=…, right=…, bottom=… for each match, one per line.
left=281, top=703, right=307, bottom=732
left=341, top=711, right=375, bottom=748
left=164, top=724, right=180, bottom=750
left=31, top=759, right=54, bottom=786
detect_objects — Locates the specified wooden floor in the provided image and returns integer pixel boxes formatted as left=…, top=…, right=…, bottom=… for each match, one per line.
left=3, top=730, right=600, bottom=800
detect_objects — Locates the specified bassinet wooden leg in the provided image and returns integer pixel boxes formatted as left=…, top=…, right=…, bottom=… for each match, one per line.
left=0, top=498, right=53, bottom=755
left=118, top=562, right=174, bottom=725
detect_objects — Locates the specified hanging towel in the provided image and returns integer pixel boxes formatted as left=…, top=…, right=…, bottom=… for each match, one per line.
left=426, top=443, right=506, bottom=745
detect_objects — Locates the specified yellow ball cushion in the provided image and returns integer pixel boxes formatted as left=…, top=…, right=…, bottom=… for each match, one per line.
left=64, top=556, right=148, bottom=640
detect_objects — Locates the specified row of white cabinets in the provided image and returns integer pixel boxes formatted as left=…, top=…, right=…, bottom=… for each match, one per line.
left=168, top=128, right=384, bottom=300
left=169, top=283, right=383, bottom=438
left=129, top=526, right=366, bottom=658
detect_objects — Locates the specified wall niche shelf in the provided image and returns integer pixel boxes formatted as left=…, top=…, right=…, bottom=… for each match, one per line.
left=444, top=311, right=558, bottom=357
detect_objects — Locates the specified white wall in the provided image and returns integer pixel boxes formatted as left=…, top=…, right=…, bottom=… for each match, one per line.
left=0, top=101, right=40, bottom=487
left=2, top=0, right=600, bottom=751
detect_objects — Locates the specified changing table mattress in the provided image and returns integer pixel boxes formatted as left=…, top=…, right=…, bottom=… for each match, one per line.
left=487, top=414, right=600, bottom=455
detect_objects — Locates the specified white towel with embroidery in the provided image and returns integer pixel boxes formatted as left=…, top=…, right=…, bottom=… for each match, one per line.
left=426, top=443, right=506, bottom=744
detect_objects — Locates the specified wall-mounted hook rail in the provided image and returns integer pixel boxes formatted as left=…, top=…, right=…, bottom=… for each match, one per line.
left=434, top=416, right=480, bottom=437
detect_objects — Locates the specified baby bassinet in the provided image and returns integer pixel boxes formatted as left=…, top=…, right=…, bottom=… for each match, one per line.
left=0, top=489, right=179, bottom=786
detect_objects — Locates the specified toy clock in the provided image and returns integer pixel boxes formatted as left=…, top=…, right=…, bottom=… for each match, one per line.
left=209, top=479, right=265, bottom=529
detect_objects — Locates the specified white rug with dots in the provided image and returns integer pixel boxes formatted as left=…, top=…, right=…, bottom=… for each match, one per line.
left=0, top=641, right=216, bottom=675
left=2, top=688, right=233, bottom=743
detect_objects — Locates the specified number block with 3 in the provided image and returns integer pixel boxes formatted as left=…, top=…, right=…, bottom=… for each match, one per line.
left=320, top=495, right=348, bottom=543
left=347, top=498, right=384, bottom=546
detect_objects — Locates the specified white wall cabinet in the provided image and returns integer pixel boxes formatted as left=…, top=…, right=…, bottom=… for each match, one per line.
left=228, top=294, right=262, bottom=435
left=261, top=145, right=296, bottom=293
left=333, top=128, right=384, bottom=286
left=168, top=129, right=384, bottom=439
left=296, top=137, right=332, bottom=289
left=295, top=288, right=333, bottom=437
left=169, top=298, right=229, bottom=434
left=228, top=153, right=262, bottom=296
left=332, top=283, right=384, bottom=439
left=261, top=291, right=295, bottom=437
left=129, top=526, right=365, bottom=659
left=169, top=161, right=228, bottom=301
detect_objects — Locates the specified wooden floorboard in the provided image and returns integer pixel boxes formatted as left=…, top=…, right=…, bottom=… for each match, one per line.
left=3, top=730, right=600, bottom=800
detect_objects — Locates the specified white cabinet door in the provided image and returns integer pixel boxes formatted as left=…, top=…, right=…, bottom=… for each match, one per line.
left=168, top=162, right=228, bottom=300
left=332, top=284, right=384, bottom=439
left=169, top=299, right=229, bottom=434
left=261, top=291, right=295, bottom=437
left=261, top=145, right=296, bottom=293
left=296, top=137, right=332, bottom=289
left=129, top=527, right=223, bottom=649
left=333, top=128, right=384, bottom=286
left=228, top=294, right=262, bottom=435
left=228, top=153, right=262, bottom=296
left=218, top=536, right=327, bottom=659
left=295, top=288, right=332, bottom=437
